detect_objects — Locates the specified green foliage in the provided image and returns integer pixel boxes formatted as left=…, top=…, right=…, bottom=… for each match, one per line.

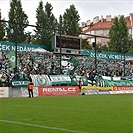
left=0, top=21, right=5, bottom=40
left=82, top=41, right=109, bottom=51
left=127, top=35, right=133, bottom=54
left=97, top=43, right=109, bottom=52
left=57, top=15, right=65, bottom=34
left=34, top=2, right=57, bottom=46
left=24, top=31, right=32, bottom=43
left=6, top=0, right=29, bottom=43
left=58, top=15, right=63, bottom=30
left=108, top=16, right=131, bottom=53
left=62, top=4, right=81, bottom=36
left=82, top=38, right=92, bottom=50
left=5, top=1, right=82, bottom=46
left=0, top=94, right=132, bottom=133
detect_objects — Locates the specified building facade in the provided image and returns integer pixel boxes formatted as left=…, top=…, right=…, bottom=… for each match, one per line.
left=81, top=13, right=133, bottom=45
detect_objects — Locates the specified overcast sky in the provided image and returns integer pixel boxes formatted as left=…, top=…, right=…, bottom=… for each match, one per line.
left=1, top=0, right=133, bottom=32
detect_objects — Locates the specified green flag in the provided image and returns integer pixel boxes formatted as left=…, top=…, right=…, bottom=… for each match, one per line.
left=67, top=57, right=78, bottom=74
left=6, top=51, right=19, bottom=68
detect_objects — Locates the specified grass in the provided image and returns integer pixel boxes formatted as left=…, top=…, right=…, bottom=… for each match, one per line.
left=0, top=94, right=132, bottom=133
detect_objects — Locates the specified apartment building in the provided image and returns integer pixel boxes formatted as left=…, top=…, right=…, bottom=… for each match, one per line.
left=81, top=13, right=133, bottom=45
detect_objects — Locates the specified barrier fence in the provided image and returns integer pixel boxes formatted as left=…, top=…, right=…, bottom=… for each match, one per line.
left=0, top=74, right=133, bottom=98
left=1, top=85, right=133, bottom=98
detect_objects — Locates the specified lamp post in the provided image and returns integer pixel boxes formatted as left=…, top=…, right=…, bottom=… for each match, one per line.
left=59, top=29, right=62, bottom=74
left=54, top=27, right=62, bottom=74
left=13, top=29, right=18, bottom=75
left=123, top=51, right=125, bottom=76
left=15, top=39, right=18, bottom=73
left=94, top=36, right=97, bottom=73
left=122, top=40, right=126, bottom=77
left=92, top=36, right=97, bottom=73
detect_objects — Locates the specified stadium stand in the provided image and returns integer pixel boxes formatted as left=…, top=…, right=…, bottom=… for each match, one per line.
left=0, top=50, right=133, bottom=87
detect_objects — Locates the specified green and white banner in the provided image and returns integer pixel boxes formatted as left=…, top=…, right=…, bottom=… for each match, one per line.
left=11, top=79, right=29, bottom=88
left=83, top=50, right=133, bottom=61
left=49, top=75, right=71, bottom=85
left=30, top=75, right=52, bottom=87
left=67, top=57, right=78, bottom=74
left=70, top=76, right=89, bottom=86
left=0, top=41, right=51, bottom=52
left=6, top=50, right=19, bottom=68
left=30, top=75, right=71, bottom=86
left=11, top=75, right=89, bottom=87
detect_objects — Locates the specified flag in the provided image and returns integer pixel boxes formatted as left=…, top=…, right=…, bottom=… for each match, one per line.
left=67, top=57, right=78, bottom=74
left=6, top=51, right=19, bottom=68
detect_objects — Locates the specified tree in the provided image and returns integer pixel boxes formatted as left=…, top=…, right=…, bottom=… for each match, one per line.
left=0, top=9, right=5, bottom=40
left=34, top=1, right=45, bottom=44
left=108, top=17, right=119, bottom=52
left=0, top=21, right=5, bottom=41
left=34, top=1, right=57, bottom=46
left=81, top=39, right=92, bottom=50
left=58, top=15, right=63, bottom=30
left=126, top=36, right=133, bottom=54
left=6, top=0, right=29, bottom=43
left=57, top=15, right=64, bottom=34
left=100, top=44, right=109, bottom=52
left=108, top=15, right=131, bottom=53
left=62, top=4, right=81, bottom=36
left=119, top=15, right=131, bottom=53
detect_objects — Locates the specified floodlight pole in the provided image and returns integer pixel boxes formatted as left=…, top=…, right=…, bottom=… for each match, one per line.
left=15, top=40, right=17, bottom=72
left=123, top=52, right=125, bottom=76
left=59, top=29, right=62, bottom=74
left=80, top=32, right=109, bottom=74
left=94, top=36, right=97, bottom=73
left=14, top=30, right=18, bottom=75
left=122, top=40, right=126, bottom=76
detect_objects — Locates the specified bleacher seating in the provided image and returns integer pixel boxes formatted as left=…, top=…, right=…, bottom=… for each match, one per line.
left=0, top=50, right=133, bottom=87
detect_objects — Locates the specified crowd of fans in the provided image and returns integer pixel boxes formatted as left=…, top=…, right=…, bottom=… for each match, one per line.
left=0, top=50, right=133, bottom=87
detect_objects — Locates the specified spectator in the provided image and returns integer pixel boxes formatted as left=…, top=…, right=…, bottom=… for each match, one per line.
left=28, top=78, right=34, bottom=98
left=78, top=77, right=82, bottom=93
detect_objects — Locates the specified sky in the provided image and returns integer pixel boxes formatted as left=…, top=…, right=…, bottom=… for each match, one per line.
left=1, top=0, right=133, bottom=32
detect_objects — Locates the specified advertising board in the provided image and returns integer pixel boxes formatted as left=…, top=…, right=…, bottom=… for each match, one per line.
left=38, top=86, right=80, bottom=96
